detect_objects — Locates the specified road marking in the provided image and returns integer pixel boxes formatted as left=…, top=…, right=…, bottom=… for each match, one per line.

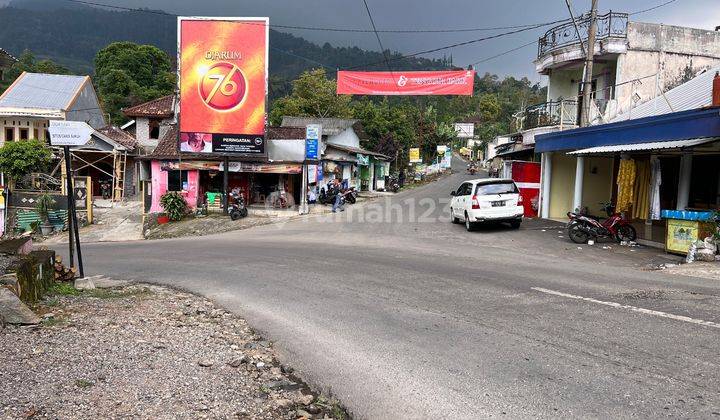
left=532, top=287, right=720, bottom=329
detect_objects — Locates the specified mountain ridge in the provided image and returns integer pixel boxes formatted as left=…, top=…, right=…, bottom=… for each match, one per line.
left=0, top=0, right=451, bottom=80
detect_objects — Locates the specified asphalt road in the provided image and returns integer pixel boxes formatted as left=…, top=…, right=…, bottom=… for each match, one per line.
left=63, top=158, right=720, bottom=419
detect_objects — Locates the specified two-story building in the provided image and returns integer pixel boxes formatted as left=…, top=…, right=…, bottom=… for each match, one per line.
left=121, top=95, right=175, bottom=154
left=493, top=13, right=720, bottom=219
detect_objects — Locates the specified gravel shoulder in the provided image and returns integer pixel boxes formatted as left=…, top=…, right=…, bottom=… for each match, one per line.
left=0, top=283, right=348, bottom=420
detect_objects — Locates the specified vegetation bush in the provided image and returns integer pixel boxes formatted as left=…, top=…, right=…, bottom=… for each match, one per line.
left=159, top=192, right=188, bottom=221
left=0, top=139, right=52, bottom=182
left=35, top=193, right=56, bottom=224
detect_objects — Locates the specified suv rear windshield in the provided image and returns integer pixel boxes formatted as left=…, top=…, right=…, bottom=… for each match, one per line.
left=475, top=181, right=518, bottom=195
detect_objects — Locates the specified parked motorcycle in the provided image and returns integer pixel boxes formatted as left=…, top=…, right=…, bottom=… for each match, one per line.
left=466, top=165, right=477, bottom=175
left=566, top=202, right=637, bottom=244
left=228, top=190, right=248, bottom=220
left=343, top=186, right=357, bottom=204
left=387, top=176, right=400, bottom=193
left=99, top=180, right=112, bottom=199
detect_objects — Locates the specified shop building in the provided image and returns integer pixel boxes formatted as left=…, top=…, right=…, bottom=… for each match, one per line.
left=488, top=13, right=720, bottom=191
left=536, top=68, right=720, bottom=251
left=281, top=116, right=390, bottom=192
left=144, top=125, right=308, bottom=213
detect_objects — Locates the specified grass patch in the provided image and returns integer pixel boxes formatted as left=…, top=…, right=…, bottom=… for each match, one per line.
left=74, top=379, right=94, bottom=388
left=47, top=282, right=80, bottom=296
left=41, top=317, right=67, bottom=327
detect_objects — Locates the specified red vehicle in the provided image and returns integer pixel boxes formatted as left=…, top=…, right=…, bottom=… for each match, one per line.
left=566, top=202, right=637, bottom=244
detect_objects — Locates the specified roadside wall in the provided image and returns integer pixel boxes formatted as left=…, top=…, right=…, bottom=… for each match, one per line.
left=549, top=153, right=576, bottom=219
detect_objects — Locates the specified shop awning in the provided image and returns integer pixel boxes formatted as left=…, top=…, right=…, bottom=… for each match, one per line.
left=567, top=137, right=720, bottom=155
left=535, top=107, right=720, bottom=153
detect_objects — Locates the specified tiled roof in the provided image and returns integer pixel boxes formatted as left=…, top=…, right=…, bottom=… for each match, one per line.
left=123, top=95, right=175, bottom=118
left=0, top=72, right=88, bottom=111
left=0, top=48, right=18, bottom=62
left=96, top=126, right=137, bottom=149
left=147, top=124, right=181, bottom=159
left=267, top=126, right=305, bottom=140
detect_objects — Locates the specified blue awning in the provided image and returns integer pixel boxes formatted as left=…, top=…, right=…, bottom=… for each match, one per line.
left=535, top=107, right=720, bottom=153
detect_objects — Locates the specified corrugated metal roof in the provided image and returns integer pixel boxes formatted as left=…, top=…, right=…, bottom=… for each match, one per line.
left=610, top=67, right=719, bottom=123
left=0, top=72, right=87, bottom=111
left=567, top=137, right=719, bottom=154
left=280, top=116, right=359, bottom=135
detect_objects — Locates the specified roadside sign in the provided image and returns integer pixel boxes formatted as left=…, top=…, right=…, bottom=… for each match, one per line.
left=454, top=123, right=474, bottom=138
left=48, top=121, right=93, bottom=146
left=409, top=147, right=421, bottom=163
left=437, top=145, right=447, bottom=154
left=305, top=124, right=322, bottom=160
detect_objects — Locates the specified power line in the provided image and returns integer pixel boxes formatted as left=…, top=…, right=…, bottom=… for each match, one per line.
left=347, top=19, right=569, bottom=70
left=362, top=0, right=394, bottom=73
left=57, top=0, right=570, bottom=34
left=269, top=47, right=337, bottom=70
left=629, top=0, right=679, bottom=15
left=470, top=40, right=537, bottom=66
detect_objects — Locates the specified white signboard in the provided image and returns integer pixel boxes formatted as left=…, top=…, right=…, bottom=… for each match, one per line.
left=48, top=121, right=93, bottom=146
left=306, top=124, right=322, bottom=141
left=436, top=145, right=448, bottom=154
left=454, top=123, right=475, bottom=139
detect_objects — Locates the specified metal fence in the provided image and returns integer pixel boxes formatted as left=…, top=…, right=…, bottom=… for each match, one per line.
left=538, top=12, right=628, bottom=57
left=521, top=100, right=578, bottom=130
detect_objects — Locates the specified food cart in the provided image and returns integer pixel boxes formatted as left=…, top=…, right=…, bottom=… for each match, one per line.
left=661, top=210, right=715, bottom=255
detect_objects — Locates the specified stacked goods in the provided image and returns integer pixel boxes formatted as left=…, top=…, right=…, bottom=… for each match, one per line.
left=53, top=255, right=77, bottom=282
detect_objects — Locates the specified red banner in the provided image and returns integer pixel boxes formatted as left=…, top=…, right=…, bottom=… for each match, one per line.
left=337, top=70, right=475, bottom=96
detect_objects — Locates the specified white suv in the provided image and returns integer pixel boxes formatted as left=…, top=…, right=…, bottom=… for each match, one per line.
left=450, top=178, right=524, bottom=231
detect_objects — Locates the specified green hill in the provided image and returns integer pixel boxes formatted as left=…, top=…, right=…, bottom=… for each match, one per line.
left=0, top=0, right=450, bottom=82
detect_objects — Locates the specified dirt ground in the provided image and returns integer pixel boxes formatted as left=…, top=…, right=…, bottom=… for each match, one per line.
left=0, top=282, right=347, bottom=420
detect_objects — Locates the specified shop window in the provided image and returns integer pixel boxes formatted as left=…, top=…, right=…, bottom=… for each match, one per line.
left=167, top=170, right=188, bottom=192
left=19, top=128, right=28, bottom=140
left=4, top=128, right=13, bottom=141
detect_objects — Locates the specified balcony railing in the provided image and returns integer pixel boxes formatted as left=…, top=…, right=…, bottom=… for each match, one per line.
left=538, top=11, right=628, bottom=58
left=521, top=100, right=578, bottom=131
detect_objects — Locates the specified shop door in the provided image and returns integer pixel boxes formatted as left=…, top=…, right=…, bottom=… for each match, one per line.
left=510, top=161, right=541, bottom=217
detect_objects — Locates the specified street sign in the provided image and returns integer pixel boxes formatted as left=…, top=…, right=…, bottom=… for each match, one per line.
left=409, top=147, right=421, bottom=163
left=305, top=124, right=322, bottom=160
left=437, top=145, right=448, bottom=154
left=48, top=121, right=93, bottom=146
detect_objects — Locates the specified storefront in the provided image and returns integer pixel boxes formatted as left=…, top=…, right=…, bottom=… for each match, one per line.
left=148, top=160, right=303, bottom=213
left=537, top=107, right=720, bottom=250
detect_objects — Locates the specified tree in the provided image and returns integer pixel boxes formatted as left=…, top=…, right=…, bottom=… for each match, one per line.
left=0, top=139, right=52, bottom=182
left=268, top=68, right=352, bottom=125
left=0, top=51, right=70, bottom=92
left=94, top=42, right=176, bottom=124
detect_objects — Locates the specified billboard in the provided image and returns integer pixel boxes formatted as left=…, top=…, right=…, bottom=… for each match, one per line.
left=337, top=70, right=475, bottom=96
left=178, top=17, right=269, bottom=156
left=454, top=123, right=475, bottom=139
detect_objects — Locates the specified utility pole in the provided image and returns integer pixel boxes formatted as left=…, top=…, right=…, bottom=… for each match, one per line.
left=580, top=0, right=599, bottom=127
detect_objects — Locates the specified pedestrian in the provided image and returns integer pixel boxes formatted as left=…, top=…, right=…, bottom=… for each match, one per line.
left=331, top=179, right=344, bottom=213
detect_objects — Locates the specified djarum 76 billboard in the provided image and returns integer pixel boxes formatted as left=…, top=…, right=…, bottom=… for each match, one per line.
left=178, top=17, right=269, bottom=156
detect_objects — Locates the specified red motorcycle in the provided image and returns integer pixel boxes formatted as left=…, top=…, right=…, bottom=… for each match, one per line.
left=566, top=202, right=637, bottom=244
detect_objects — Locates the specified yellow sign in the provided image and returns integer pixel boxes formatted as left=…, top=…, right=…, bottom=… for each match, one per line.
left=409, top=147, right=421, bottom=163
left=666, top=219, right=698, bottom=254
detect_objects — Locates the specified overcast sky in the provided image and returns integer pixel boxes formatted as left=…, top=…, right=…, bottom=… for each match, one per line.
left=26, top=0, right=720, bottom=81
